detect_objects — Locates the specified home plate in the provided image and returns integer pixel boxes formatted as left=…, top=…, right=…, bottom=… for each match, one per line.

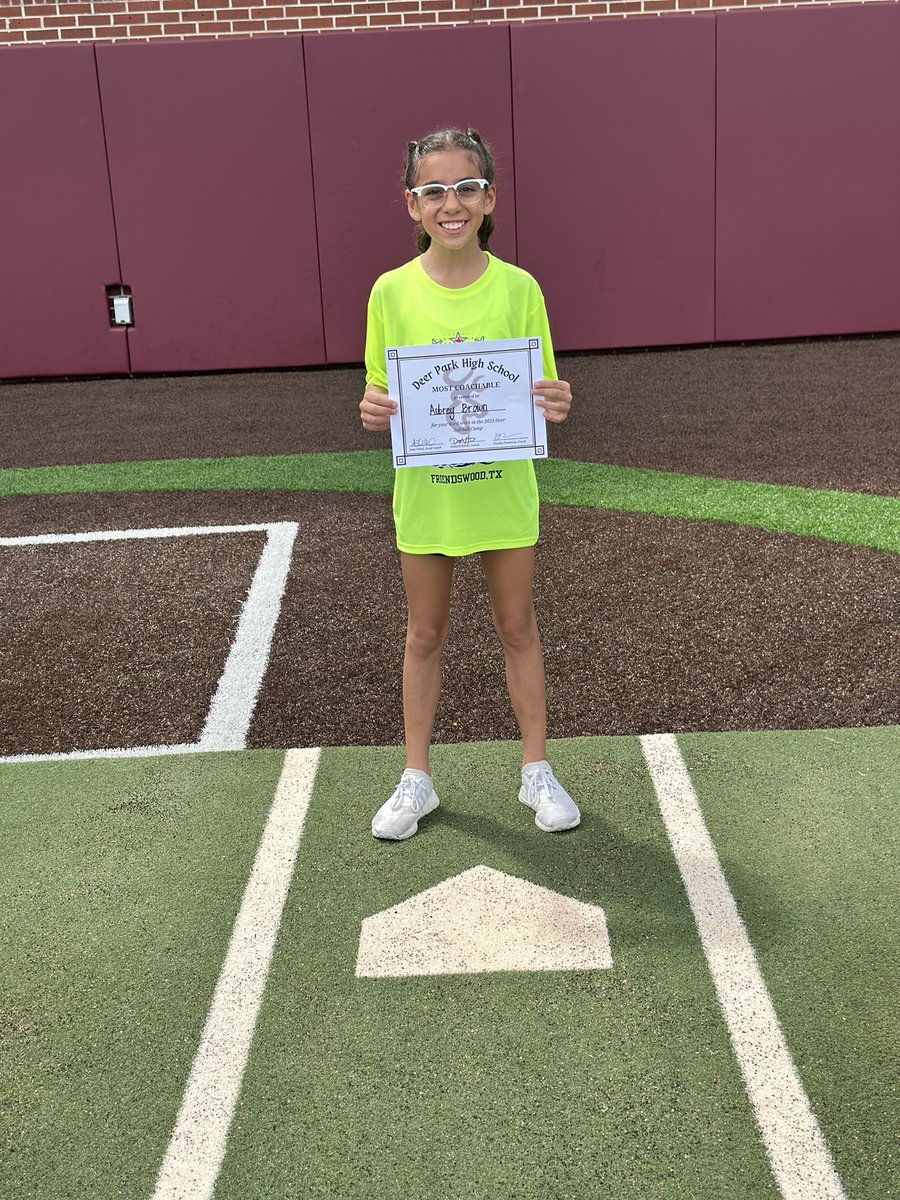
left=355, top=865, right=612, bottom=978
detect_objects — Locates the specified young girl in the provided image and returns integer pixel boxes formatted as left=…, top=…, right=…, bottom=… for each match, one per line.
left=360, top=127, right=579, bottom=841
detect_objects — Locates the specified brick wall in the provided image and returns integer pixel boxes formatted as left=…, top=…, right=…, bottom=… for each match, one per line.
left=0, top=0, right=886, bottom=46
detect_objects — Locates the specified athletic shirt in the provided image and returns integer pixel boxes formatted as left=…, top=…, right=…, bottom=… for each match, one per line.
left=365, top=253, right=557, bottom=557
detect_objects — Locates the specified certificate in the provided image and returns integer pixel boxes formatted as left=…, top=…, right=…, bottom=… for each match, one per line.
left=386, top=337, right=547, bottom=469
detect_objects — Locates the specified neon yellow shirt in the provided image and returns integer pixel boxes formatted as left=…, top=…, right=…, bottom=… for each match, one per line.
left=365, top=254, right=557, bottom=556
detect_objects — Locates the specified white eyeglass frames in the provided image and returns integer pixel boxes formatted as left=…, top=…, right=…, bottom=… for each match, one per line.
left=408, top=178, right=490, bottom=206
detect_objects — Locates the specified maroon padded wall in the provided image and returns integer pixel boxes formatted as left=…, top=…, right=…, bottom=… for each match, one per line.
left=511, top=16, right=716, bottom=352
left=96, top=37, right=324, bottom=373
left=305, top=26, right=517, bottom=365
left=0, top=46, right=127, bottom=380
left=716, top=5, right=900, bottom=342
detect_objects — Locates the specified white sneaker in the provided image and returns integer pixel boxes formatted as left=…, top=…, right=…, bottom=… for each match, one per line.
left=372, top=769, right=439, bottom=840
left=519, top=761, right=580, bottom=832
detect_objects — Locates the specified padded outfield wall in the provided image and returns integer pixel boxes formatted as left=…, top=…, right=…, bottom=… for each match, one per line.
left=0, top=2, right=898, bottom=378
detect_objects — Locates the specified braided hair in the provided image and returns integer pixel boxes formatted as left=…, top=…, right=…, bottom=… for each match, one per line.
left=403, top=128, right=496, bottom=254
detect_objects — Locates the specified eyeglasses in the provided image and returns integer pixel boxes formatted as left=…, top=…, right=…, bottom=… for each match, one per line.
left=408, top=178, right=490, bottom=207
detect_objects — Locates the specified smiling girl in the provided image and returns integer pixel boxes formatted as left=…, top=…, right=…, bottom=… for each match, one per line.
left=360, top=127, right=579, bottom=841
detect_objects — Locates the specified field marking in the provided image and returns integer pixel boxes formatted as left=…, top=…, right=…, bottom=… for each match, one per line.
left=198, top=522, right=297, bottom=751
left=151, top=746, right=321, bottom=1200
left=0, top=523, right=281, bottom=546
left=639, top=733, right=847, bottom=1200
left=0, top=522, right=298, bottom=764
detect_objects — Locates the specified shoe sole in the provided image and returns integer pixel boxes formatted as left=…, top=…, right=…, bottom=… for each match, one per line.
left=372, top=794, right=440, bottom=841
left=518, top=788, right=580, bottom=834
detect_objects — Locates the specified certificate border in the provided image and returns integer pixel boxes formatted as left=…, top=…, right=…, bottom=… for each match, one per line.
left=388, top=339, right=546, bottom=469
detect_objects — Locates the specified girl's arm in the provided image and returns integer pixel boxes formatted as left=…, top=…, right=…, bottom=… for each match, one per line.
left=360, top=384, right=397, bottom=432
left=532, top=378, right=572, bottom=424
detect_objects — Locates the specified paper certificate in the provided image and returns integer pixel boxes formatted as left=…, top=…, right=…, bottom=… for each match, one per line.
left=386, top=337, right=547, bottom=469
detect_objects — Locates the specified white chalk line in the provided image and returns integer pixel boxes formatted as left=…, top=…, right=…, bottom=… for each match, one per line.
left=0, top=522, right=298, bottom=765
left=199, top=522, right=297, bottom=752
left=0, top=523, right=280, bottom=546
left=639, top=733, right=846, bottom=1200
left=151, top=746, right=321, bottom=1200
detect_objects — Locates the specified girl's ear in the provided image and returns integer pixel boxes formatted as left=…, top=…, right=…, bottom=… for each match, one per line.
left=484, top=183, right=497, bottom=215
left=405, top=190, right=420, bottom=222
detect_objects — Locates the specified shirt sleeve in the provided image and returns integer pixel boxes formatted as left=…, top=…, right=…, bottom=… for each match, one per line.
left=364, top=281, right=388, bottom=390
left=529, top=290, right=558, bottom=382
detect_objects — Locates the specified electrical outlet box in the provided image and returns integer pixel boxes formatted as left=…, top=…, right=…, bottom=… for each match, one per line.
left=106, top=285, right=134, bottom=328
left=113, top=295, right=133, bottom=326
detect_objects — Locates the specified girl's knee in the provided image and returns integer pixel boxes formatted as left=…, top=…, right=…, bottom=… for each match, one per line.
left=406, top=620, right=448, bottom=657
left=494, top=610, right=538, bottom=652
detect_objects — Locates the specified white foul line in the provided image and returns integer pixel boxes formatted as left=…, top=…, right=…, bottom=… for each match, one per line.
left=151, top=746, right=321, bottom=1200
left=639, top=733, right=846, bottom=1200
left=198, top=522, right=297, bottom=751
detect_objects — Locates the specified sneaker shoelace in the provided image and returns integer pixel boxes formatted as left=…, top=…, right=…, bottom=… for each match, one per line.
left=525, top=765, right=557, bottom=807
left=391, top=774, right=429, bottom=814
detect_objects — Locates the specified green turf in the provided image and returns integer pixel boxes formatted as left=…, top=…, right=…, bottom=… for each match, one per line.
left=2, top=731, right=894, bottom=1197
left=677, top=725, right=900, bottom=1200
left=0, top=451, right=897, bottom=553
left=0, top=749, right=284, bottom=1200
left=215, top=738, right=777, bottom=1199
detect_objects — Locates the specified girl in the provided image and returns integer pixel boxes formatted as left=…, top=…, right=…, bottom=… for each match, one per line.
left=360, top=127, right=579, bottom=841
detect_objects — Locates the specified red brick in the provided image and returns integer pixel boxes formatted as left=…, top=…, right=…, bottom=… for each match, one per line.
left=25, top=26, right=59, bottom=38
left=231, top=16, right=267, bottom=27
left=644, top=0, right=676, bottom=9
left=198, top=19, right=233, bottom=28
left=368, top=11, right=402, bottom=21
left=1, top=28, right=27, bottom=40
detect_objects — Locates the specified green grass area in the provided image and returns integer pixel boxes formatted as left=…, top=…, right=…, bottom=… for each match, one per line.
left=0, top=750, right=284, bottom=1199
left=1, top=729, right=895, bottom=1198
left=1, top=451, right=897, bottom=553
left=678, top=726, right=900, bottom=1200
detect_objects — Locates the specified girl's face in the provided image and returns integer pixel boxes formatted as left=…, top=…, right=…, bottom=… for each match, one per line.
left=406, top=149, right=496, bottom=255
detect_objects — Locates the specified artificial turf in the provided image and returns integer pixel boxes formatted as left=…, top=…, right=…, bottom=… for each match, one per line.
left=0, top=451, right=897, bottom=553
left=5, top=729, right=893, bottom=1197
left=0, top=750, right=284, bottom=1199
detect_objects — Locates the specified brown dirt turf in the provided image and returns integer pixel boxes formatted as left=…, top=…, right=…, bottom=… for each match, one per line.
left=3, top=336, right=899, bottom=496
left=1, top=335, right=897, bottom=757
left=1, top=488, right=897, bottom=757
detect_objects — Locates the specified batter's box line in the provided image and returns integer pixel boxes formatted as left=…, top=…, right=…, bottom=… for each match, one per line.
left=0, top=522, right=299, bottom=765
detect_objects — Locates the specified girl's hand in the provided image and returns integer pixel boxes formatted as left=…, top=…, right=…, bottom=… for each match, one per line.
left=360, top=384, right=397, bottom=432
left=533, top=379, right=572, bottom=424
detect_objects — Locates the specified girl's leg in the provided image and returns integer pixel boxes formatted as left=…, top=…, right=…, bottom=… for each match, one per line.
left=400, top=551, right=455, bottom=773
left=480, top=546, right=546, bottom=766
